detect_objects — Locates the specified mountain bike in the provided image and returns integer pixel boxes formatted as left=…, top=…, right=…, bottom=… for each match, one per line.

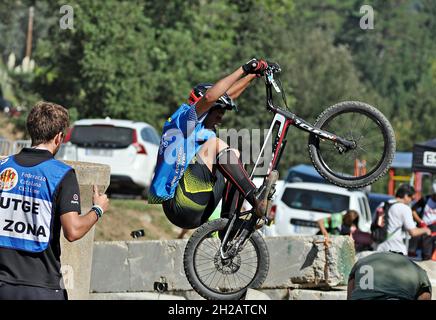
left=183, top=62, right=396, bottom=300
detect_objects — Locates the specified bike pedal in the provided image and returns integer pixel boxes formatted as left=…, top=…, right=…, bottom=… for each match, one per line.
left=255, top=217, right=267, bottom=229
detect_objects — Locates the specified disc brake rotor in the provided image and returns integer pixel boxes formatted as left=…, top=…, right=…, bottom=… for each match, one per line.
left=214, top=251, right=241, bottom=275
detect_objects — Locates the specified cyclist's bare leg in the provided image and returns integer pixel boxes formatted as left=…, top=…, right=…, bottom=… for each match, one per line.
left=197, top=137, right=275, bottom=218
left=196, top=137, right=239, bottom=173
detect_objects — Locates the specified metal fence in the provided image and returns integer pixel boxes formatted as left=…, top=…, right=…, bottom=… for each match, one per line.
left=0, top=138, right=31, bottom=156
left=0, top=138, right=79, bottom=161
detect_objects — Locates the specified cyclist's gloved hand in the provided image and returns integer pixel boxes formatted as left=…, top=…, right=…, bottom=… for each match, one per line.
left=242, top=58, right=268, bottom=76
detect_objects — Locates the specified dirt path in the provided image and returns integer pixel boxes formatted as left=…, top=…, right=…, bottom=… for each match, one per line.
left=94, top=199, right=193, bottom=241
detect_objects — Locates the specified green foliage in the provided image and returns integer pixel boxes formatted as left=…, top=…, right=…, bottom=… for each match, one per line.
left=2, top=0, right=435, bottom=192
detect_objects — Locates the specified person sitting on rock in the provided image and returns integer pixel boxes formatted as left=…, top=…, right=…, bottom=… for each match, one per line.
left=317, top=209, right=359, bottom=245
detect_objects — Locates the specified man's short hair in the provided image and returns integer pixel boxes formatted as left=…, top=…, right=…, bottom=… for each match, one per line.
left=395, top=183, right=415, bottom=199
left=26, top=101, right=69, bottom=146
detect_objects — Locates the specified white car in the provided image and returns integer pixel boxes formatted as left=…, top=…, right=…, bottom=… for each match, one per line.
left=59, top=118, right=160, bottom=197
left=263, top=182, right=372, bottom=236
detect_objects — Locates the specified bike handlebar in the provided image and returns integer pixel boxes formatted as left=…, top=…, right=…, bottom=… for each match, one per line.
left=263, top=61, right=284, bottom=113
left=265, top=61, right=281, bottom=74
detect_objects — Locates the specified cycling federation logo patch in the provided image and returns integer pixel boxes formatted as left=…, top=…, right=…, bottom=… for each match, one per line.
left=0, top=167, right=18, bottom=191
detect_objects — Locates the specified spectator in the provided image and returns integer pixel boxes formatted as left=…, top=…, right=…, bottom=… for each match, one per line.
left=347, top=251, right=432, bottom=300
left=408, top=198, right=426, bottom=257
left=376, top=184, right=431, bottom=255
left=0, top=101, right=109, bottom=300
left=411, top=181, right=436, bottom=260
left=317, top=209, right=359, bottom=245
left=408, top=180, right=436, bottom=260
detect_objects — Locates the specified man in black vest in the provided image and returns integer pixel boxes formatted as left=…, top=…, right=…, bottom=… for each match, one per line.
left=0, top=101, right=109, bottom=300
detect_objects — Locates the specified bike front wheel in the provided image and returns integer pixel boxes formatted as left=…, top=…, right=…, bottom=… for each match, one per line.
left=183, top=218, right=269, bottom=300
left=308, top=101, right=396, bottom=188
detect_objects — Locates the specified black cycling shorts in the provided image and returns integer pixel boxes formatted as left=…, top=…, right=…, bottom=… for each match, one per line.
left=163, top=156, right=225, bottom=229
left=0, top=281, right=68, bottom=300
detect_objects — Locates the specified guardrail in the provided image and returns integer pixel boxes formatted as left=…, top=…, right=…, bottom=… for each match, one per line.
left=0, top=138, right=12, bottom=156
left=0, top=138, right=79, bottom=161
left=0, top=138, right=31, bottom=156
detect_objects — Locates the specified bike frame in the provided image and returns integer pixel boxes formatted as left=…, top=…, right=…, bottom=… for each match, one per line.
left=252, top=69, right=355, bottom=180
left=220, top=66, right=355, bottom=259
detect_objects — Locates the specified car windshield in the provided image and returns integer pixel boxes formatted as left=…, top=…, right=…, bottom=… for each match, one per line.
left=281, top=187, right=350, bottom=213
left=70, top=125, right=133, bottom=148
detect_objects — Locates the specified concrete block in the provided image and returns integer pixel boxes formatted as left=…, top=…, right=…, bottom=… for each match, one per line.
left=90, top=292, right=185, bottom=300
left=60, top=161, right=110, bottom=300
left=257, top=289, right=289, bottom=300
left=90, top=235, right=355, bottom=294
left=174, top=290, right=205, bottom=300
left=263, top=235, right=355, bottom=289
left=90, top=242, right=130, bottom=293
left=127, top=240, right=191, bottom=292
left=245, top=289, right=271, bottom=300
left=289, top=288, right=347, bottom=300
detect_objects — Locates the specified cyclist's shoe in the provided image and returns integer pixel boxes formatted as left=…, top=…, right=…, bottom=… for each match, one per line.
left=253, top=170, right=279, bottom=218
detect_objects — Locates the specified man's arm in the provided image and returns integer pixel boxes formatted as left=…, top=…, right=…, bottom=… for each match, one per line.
left=226, top=74, right=257, bottom=100
left=411, top=197, right=426, bottom=224
left=195, top=59, right=267, bottom=117
left=61, top=185, right=109, bottom=242
left=195, top=67, right=245, bottom=118
left=404, top=207, right=431, bottom=237
left=317, top=217, right=330, bottom=238
left=412, top=210, right=423, bottom=224
left=408, top=227, right=431, bottom=237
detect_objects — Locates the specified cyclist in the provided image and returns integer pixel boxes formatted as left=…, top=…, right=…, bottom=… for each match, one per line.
left=149, top=58, right=278, bottom=230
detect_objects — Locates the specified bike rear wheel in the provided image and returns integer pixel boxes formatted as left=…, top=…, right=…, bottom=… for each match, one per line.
left=308, top=101, right=396, bottom=188
left=183, top=218, right=269, bottom=300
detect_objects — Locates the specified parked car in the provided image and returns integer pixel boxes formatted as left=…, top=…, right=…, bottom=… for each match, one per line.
left=367, top=192, right=394, bottom=220
left=263, top=182, right=372, bottom=236
left=61, top=118, right=160, bottom=197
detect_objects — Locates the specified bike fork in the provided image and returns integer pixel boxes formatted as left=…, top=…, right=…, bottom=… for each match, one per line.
left=220, top=213, right=257, bottom=260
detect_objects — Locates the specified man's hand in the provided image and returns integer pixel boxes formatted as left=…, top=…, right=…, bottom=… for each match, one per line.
left=324, top=235, right=332, bottom=247
left=242, top=58, right=268, bottom=75
left=93, top=185, right=109, bottom=213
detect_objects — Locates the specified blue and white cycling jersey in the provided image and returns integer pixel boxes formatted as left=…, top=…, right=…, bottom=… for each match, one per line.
left=0, top=156, right=72, bottom=253
left=149, top=103, right=216, bottom=203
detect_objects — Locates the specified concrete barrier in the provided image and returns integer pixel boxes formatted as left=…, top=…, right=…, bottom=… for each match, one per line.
left=89, top=292, right=185, bottom=300
left=90, top=234, right=355, bottom=294
left=60, top=161, right=110, bottom=300
left=0, top=157, right=110, bottom=300
left=90, top=236, right=435, bottom=300
left=289, top=287, right=347, bottom=300
left=264, top=235, right=355, bottom=288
